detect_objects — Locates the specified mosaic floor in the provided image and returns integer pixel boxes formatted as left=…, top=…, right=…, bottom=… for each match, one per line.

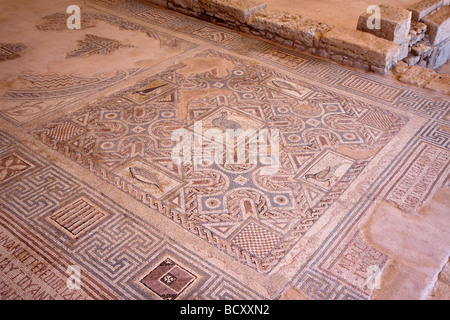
left=0, top=0, right=449, bottom=300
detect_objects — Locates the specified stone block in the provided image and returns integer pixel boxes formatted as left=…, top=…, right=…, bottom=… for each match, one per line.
left=357, top=4, right=412, bottom=45
left=424, top=74, right=450, bottom=95
left=411, top=42, right=433, bottom=57
left=247, top=9, right=333, bottom=47
left=144, top=0, right=168, bottom=7
left=399, top=41, right=410, bottom=60
left=170, top=0, right=195, bottom=9
left=168, top=0, right=204, bottom=15
left=393, top=60, right=410, bottom=75
left=427, top=39, right=450, bottom=68
left=197, top=0, right=267, bottom=24
left=412, top=21, right=428, bottom=34
left=422, top=6, right=450, bottom=45
left=370, top=64, right=390, bottom=74
left=408, top=0, right=443, bottom=22
left=320, top=27, right=400, bottom=72
left=409, top=30, right=425, bottom=45
left=404, top=54, right=421, bottom=66
left=398, top=64, right=437, bottom=86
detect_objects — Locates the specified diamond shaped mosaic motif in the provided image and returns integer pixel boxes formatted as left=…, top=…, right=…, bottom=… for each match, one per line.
left=0, top=153, right=35, bottom=183
left=140, top=258, right=197, bottom=300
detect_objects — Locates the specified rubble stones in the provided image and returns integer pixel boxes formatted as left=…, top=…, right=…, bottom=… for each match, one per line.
left=394, top=63, right=450, bottom=95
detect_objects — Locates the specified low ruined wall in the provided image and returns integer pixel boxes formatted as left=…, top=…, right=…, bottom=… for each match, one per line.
left=143, top=0, right=449, bottom=75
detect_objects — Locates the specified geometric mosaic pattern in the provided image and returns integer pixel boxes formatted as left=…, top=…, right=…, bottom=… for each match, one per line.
left=87, top=0, right=449, bottom=123
left=45, top=121, right=88, bottom=142
left=0, top=154, right=34, bottom=183
left=0, top=71, right=147, bottom=125
left=140, top=258, right=197, bottom=300
left=0, top=43, right=27, bottom=61
left=32, top=49, right=408, bottom=273
left=137, top=10, right=176, bottom=24
left=291, top=129, right=450, bottom=299
left=45, top=195, right=111, bottom=239
left=66, top=34, right=133, bottom=58
left=338, top=75, right=403, bottom=103
left=36, top=12, right=95, bottom=31
left=0, top=131, right=264, bottom=300
left=292, top=229, right=389, bottom=300
left=232, top=222, right=281, bottom=259
left=193, top=27, right=236, bottom=43
left=91, top=0, right=448, bottom=120
left=0, top=9, right=196, bottom=126
left=1, top=0, right=449, bottom=301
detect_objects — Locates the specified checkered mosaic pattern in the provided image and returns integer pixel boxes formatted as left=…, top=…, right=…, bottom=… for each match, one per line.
left=232, top=223, right=281, bottom=259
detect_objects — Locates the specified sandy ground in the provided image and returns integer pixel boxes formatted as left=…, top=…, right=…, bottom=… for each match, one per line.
left=0, top=0, right=188, bottom=82
left=264, top=0, right=418, bottom=29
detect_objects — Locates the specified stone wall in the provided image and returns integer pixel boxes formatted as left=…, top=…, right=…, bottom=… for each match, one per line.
left=142, top=0, right=449, bottom=75
left=358, top=1, right=450, bottom=70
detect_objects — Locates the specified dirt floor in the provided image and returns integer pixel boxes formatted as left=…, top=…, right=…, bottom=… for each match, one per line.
left=264, top=0, right=419, bottom=29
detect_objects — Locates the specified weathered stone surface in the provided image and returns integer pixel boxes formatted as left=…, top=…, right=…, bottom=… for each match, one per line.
left=144, top=0, right=168, bottom=8
left=159, top=0, right=443, bottom=74
left=281, top=286, right=310, bottom=300
left=427, top=40, right=450, bottom=68
left=422, top=6, right=450, bottom=45
left=357, top=4, right=412, bottom=45
left=408, top=0, right=444, bottom=22
left=409, top=31, right=425, bottom=46
left=424, top=73, right=450, bottom=94
left=404, top=54, right=421, bottom=65
left=167, top=0, right=203, bottom=16
left=198, top=0, right=267, bottom=24
left=170, top=0, right=196, bottom=9
left=398, top=64, right=437, bottom=86
left=414, top=21, right=428, bottom=34
left=364, top=189, right=450, bottom=300
left=248, top=9, right=333, bottom=47
left=412, top=42, right=433, bottom=57
left=399, top=41, right=411, bottom=60
left=320, top=27, right=400, bottom=72
left=392, top=60, right=410, bottom=75
left=428, top=260, right=450, bottom=300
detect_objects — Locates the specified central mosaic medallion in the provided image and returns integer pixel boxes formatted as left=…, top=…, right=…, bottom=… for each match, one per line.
left=32, top=50, right=407, bottom=272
